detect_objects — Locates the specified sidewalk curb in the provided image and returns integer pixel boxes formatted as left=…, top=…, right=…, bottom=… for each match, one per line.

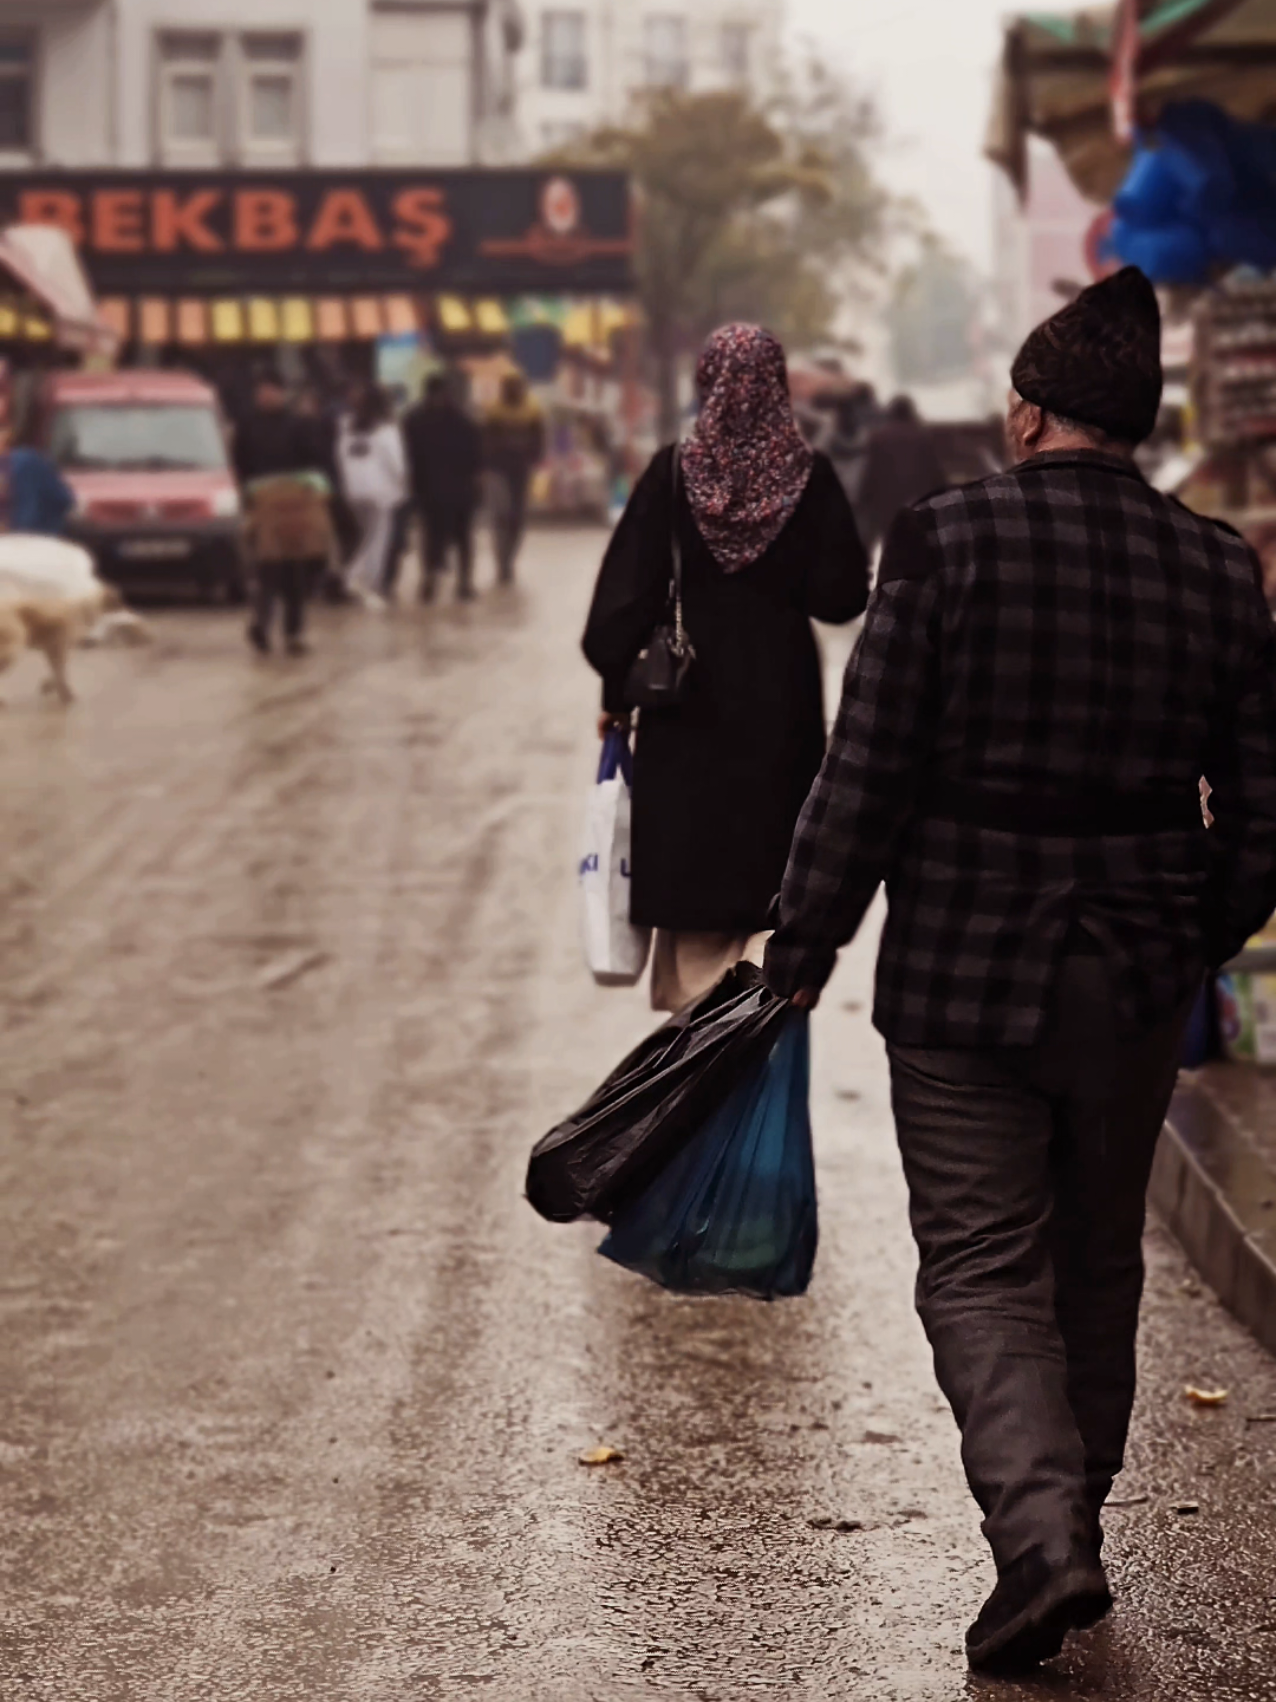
left=1152, top=1076, right=1276, bottom=1358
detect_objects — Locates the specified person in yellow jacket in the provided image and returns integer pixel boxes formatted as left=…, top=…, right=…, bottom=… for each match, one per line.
left=482, top=373, right=545, bottom=585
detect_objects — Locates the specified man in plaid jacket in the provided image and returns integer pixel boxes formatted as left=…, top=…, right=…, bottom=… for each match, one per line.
left=765, top=268, right=1276, bottom=1673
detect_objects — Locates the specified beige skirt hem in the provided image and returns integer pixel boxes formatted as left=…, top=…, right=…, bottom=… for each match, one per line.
left=650, top=929, right=770, bottom=1016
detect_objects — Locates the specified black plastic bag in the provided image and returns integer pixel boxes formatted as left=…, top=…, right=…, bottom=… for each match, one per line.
left=526, top=963, right=790, bottom=1225
left=598, top=1013, right=817, bottom=1299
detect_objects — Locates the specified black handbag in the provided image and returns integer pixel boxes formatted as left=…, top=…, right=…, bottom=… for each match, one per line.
left=624, top=447, right=696, bottom=709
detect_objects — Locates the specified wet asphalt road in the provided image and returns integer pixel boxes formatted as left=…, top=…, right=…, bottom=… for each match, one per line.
left=0, top=529, right=1274, bottom=1702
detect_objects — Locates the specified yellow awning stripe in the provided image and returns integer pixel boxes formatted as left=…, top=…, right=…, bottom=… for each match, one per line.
left=281, top=299, right=313, bottom=342
left=475, top=298, right=510, bottom=336
left=82, top=293, right=640, bottom=349
left=437, top=295, right=472, bottom=334
left=248, top=298, right=281, bottom=342
left=211, top=300, right=244, bottom=343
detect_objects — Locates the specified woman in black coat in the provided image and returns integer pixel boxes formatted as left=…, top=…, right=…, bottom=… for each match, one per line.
left=583, top=324, right=869, bottom=1012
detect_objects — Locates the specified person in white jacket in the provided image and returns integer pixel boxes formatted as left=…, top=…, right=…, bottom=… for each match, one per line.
left=337, top=385, right=407, bottom=611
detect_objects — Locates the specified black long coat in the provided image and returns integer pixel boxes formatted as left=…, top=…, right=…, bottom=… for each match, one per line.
left=402, top=400, right=482, bottom=515
left=583, top=446, right=868, bottom=933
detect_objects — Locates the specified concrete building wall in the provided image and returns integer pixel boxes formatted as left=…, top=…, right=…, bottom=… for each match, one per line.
left=991, top=138, right=1100, bottom=356
left=114, top=0, right=368, bottom=169
left=0, top=0, right=523, bottom=172
left=518, top=0, right=786, bottom=157
left=0, top=1, right=112, bottom=166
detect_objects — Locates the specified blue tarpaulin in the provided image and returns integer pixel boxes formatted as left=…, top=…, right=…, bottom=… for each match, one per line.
left=1108, top=99, right=1276, bottom=283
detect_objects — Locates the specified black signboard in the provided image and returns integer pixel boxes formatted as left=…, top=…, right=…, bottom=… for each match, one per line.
left=1, top=170, right=633, bottom=296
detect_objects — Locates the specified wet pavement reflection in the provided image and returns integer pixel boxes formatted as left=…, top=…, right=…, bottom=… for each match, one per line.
left=0, top=531, right=1273, bottom=1700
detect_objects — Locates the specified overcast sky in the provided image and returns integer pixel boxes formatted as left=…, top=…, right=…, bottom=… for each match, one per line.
left=786, top=0, right=1018, bottom=273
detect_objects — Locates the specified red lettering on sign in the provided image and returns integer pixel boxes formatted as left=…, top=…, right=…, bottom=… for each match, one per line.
left=234, top=190, right=298, bottom=252
left=392, top=188, right=452, bottom=269
left=152, top=190, right=224, bottom=254
left=306, top=190, right=384, bottom=252
left=93, top=190, right=146, bottom=253
left=18, top=192, right=84, bottom=244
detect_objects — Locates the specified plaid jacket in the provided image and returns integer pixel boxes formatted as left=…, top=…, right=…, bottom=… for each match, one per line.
left=765, top=449, right=1276, bottom=1046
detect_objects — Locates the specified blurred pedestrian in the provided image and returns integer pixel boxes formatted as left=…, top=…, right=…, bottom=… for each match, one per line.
left=378, top=486, right=415, bottom=602
left=2, top=419, right=76, bottom=536
left=403, top=373, right=482, bottom=602
left=857, top=394, right=946, bottom=554
left=233, top=370, right=332, bottom=656
left=336, top=385, right=407, bottom=613
left=583, top=322, right=869, bottom=1014
left=483, top=372, right=546, bottom=585
left=765, top=269, right=1276, bottom=1673
left=296, top=382, right=358, bottom=603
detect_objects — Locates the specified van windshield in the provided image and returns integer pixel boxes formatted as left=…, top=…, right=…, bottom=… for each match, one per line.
left=50, top=404, right=229, bottom=473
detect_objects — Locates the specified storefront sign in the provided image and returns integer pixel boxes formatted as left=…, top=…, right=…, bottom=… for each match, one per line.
left=1, top=171, right=633, bottom=296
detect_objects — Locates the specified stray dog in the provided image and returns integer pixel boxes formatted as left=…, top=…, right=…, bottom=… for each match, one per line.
left=0, top=581, right=131, bottom=705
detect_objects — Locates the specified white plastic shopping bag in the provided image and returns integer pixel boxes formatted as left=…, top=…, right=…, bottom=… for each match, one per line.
left=579, top=730, right=652, bottom=987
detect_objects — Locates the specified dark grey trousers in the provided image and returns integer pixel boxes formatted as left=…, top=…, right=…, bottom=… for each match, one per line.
left=888, top=953, right=1191, bottom=1573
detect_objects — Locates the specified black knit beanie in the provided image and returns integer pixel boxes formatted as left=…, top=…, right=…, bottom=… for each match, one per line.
left=1011, top=266, right=1163, bottom=445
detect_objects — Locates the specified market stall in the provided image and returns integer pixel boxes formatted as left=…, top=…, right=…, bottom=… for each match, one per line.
left=1, top=170, right=633, bottom=416
left=989, top=1, right=1276, bottom=559
left=987, top=0, right=1276, bottom=204
left=0, top=223, right=117, bottom=368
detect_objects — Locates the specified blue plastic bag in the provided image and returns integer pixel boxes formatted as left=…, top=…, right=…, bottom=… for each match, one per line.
left=598, top=1013, right=817, bottom=1300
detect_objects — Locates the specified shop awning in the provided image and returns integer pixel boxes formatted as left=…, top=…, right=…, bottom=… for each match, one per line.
left=0, top=223, right=117, bottom=354
left=98, top=292, right=433, bottom=347
left=987, top=0, right=1276, bottom=201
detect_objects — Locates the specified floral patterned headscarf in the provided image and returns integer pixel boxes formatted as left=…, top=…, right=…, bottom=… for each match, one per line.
left=680, top=323, right=814, bottom=573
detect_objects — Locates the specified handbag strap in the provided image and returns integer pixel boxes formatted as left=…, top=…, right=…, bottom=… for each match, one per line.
left=670, top=444, right=687, bottom=654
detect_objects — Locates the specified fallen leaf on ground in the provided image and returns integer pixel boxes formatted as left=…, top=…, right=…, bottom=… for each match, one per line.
left=862, top=1430, right=901, bottom=1445
left=257, top=949, right=330, bottom=991
left=1184, top=1385, right=1229, bottom=1407
left=579, top=1445, right=624, bottom=1467
left=1107, top=1494, right=1150, bottom=1509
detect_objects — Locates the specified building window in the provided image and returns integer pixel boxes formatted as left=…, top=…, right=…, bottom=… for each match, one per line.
left=240, top=34, right=303, bottom=164
left=721, top=21, right=750, bottom=85
left=644, top=15, right=689, bottom=90
left=370, top=8, right=471, bottom=168
left=158, top=34, right=222, bottom=166
left=542, top=10, right=587, bottom=91
left=157, top=32, right=303, bottom=166
left=0, top=38, right=34, bottom=155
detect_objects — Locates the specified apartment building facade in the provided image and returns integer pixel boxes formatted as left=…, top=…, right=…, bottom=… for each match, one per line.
left=518, top=0, right=786, bottom=154
left=0, top=1, right=640, bottom=356
left=0, top=0, right=524, bottom=172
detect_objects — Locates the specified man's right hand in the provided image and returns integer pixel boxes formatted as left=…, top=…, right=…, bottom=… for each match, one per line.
left=598, top=713, right=632, bottom=740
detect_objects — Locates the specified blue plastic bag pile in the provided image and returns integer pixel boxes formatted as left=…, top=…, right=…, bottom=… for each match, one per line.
left=1109, top=99, right=1276, bottom=284
left=526, top=964, right=817, bottom=1300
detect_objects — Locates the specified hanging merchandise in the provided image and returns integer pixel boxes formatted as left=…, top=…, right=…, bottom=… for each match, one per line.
left=1193, top=279, right=1276, bottom=448
left=1109, top=100, right=1276, bottom=285
left=579, top=729, right=650, bottom=988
